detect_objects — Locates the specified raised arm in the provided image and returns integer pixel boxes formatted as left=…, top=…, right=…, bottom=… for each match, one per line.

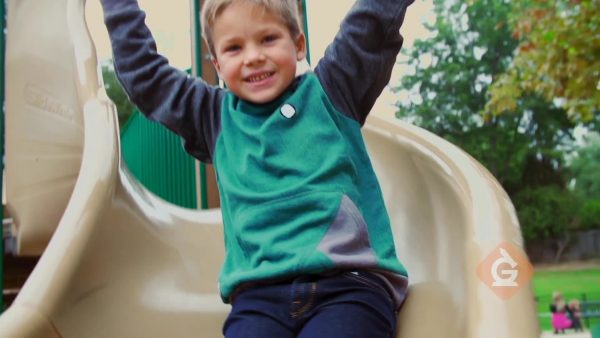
left=314, top=0, right=413, bottom=125
left=101, top=0, right=223, bottom=162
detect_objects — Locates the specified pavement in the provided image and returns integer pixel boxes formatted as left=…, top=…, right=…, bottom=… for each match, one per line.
left=540, top=331, right=591, bottom=338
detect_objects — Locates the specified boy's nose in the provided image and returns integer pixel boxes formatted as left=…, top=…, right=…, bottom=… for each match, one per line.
left=243, top=46, right=265, bottom=66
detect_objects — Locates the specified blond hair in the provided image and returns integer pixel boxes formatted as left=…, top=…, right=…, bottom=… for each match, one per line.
left=569, top=299, right=580, bottom=311
left=201, top=0, right=302, bottom=57
left=553, top=291, right=566, bottom=312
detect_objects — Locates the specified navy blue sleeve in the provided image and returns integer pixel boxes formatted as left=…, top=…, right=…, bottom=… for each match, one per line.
left=101, top=0, right=223, bottom=162
left=315, top=0, right=413, bottom=125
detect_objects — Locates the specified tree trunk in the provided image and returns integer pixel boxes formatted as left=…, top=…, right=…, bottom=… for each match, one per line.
left=554, top=232, right=571, bottom=262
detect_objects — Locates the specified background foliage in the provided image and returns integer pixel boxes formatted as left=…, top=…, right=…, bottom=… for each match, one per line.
left=395, top=0, right=599, bottom=260
left=486, top=0, right=599, bottom=122
left=101, top=60, right=135, bottom=126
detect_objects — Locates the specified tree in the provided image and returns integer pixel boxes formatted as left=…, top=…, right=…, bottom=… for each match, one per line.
left=578, top=199, right=600, bottom=230
left=101, top=59, right=136, bottom=126
left=395, top=0, right=576, bottom=194
left=513, top=186, right=580, bottom=260
left=569, top=133, right=600, bottom=199
left=568, top=133, right=600, bottom=231
left=394, top=0, right=587, bottom=251
left=485, top=0, right=600, bottom=122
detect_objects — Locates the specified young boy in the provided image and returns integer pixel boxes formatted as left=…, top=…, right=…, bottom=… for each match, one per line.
left=101, top=0, right=413, bottom=336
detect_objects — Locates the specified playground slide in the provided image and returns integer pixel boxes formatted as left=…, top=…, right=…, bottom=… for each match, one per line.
left=4, top=0, right=85, bottom=256
left=0, top=0, right=539, bottom=337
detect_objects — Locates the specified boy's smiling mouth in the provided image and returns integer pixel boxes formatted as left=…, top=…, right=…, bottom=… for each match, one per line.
left=244, top=71, right=275, bottom=83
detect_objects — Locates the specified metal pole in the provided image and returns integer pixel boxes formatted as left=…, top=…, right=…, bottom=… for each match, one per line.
left=582, top=292, right=590, bottom=329
left=301, top=0, right=311, bottom=65
left=191, top=0, right=208, bottom=210
left=0, top=0, right=6, bottom=313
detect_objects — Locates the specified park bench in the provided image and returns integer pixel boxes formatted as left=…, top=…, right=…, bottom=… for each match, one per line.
left=581, top=300, right=600, bottom=328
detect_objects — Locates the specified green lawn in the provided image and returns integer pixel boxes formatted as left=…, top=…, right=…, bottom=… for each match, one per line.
left=532, top=267, right=600, bottom=331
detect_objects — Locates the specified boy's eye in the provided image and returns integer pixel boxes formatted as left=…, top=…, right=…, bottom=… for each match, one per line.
left=262, top=34, right=279, bottom=43
left=224, top=45, right=241, bottom=53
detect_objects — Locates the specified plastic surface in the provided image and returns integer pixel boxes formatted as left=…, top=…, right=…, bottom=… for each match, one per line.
left=5, top=0, right=84, bottom=255
left=0, top=0, right=539, bottom=337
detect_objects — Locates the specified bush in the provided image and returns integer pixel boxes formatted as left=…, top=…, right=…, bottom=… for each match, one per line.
left=514, top=186, right=580, bottom=242
left=101, top=60, right=136, bottom=126
left=579, top=199, right=600, bottom=230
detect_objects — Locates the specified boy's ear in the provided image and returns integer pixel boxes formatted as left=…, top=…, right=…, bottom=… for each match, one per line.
left=295, top=33, right=307, bottom=61
left=211, top=56, right=221, bottom=74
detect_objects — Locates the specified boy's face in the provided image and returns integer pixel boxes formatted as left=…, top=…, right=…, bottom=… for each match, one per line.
left=210, top=2, right=306, bottom=104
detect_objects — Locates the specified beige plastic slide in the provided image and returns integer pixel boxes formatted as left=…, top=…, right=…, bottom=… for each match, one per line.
left=4, top=0, right=84, bottom=256
left=0, top=0, right=539, bottom=337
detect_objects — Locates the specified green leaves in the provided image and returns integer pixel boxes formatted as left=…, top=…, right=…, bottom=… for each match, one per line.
left=486, top=0, right=600, bottom=122
left=514, top=186, right=580, bottom=241
left=395, top=0, right=526, bottom=182
left=101, top=60, right=136, bottom=126
left=394, top=0, right=591, bottom=245
left=569, top=133, right=600, bottom=199
left=579, top=199, right=600, bottom=230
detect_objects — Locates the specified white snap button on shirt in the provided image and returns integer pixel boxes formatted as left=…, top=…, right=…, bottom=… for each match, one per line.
left=280, top=104, right=296, bottom=119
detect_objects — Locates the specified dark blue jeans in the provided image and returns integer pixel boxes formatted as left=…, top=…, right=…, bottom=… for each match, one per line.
left=223, top=270, right=399, bottom=338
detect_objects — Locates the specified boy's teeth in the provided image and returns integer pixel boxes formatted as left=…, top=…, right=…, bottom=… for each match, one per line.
left=248, top=73, right=271, bottom=82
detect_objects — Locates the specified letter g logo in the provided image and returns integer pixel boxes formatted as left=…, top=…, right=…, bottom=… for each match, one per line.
left=491, top=248, right=519, bottom=287
left=476, top=241, right=533, bottom=300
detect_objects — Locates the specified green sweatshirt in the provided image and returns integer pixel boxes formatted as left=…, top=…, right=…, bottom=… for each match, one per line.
left=216, top=73, right=407, bottom=301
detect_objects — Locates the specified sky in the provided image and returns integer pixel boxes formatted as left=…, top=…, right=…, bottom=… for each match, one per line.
left=86, top=0, right=434, bottom=116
